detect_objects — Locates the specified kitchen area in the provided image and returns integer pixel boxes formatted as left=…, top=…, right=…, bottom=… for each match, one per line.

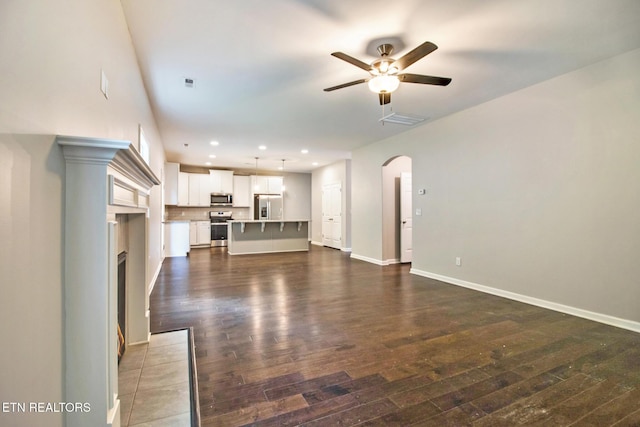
left=162, top=162, right=311, bottom=257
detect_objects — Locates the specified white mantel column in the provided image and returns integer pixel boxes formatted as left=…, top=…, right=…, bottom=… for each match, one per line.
left=58, top=137, right=130, bottom=427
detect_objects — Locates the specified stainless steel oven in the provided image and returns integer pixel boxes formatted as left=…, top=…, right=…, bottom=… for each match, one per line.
left=210, top=211, right=232, bottom=247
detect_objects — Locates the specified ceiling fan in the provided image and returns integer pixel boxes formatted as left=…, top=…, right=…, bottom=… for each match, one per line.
left=324, top=41, right=452, bottom=105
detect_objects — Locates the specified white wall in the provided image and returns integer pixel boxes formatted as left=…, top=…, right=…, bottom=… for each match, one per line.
left=0, top=1, right=164, bottom=425
left=311, top=160, right=351, bottom=249
left=352, top=48, right=640, bottom=328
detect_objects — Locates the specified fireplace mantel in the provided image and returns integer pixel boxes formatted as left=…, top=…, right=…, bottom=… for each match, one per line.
left=57, top=135, right=159, bottom=427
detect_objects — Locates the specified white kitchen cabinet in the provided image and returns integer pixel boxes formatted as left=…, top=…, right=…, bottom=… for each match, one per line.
left=164, top=162, right=180, bottom=205
left=251, top=175, right=283, bottom=195
left=221, top=171, right=234, bottom=193
left=189, top=221, right=197, bottom=245
left=178, top=172, right=189, bottom=206
left=183, top=173, right=211, bottom=206
left=196, top=221, right=211, bottom=245
left=187, top=174, right=200, bottom=206
left=164, top=221, right=190, bottom=257
left=267, top=176, right=283, bottom=194
left=198, top=173, right=211, bottom=206
left=210, top=170, right=234, bottom=194
left=233, top=175, right=251, bottom=207
left=189, top=220, right=211, bottom=246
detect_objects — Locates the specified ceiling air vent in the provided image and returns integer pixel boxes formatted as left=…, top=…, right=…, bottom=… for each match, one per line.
left=184, top=77, right=195, bottom=88
left=379, top=112, right=427, bottom=126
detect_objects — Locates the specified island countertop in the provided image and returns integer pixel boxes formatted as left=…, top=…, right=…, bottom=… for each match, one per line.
left=227, top=220, right=309, bottom=255
left=227, top=219, right=309, bottom=223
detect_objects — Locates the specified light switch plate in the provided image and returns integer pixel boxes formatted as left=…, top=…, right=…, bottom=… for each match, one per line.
left=416, top=208, right=422, bottom=216
left=418, top=188, right=426, bottom=195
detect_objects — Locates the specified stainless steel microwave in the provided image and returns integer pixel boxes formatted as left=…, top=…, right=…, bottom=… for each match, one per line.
left=211, top=193, right=232, bottom=206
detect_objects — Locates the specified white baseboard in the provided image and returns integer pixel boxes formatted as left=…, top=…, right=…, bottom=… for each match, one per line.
left=410, top=268, right=640, bottom=334
left=147, top=260, right=162, bottom=296
left=350, top=254, right=399, bottom=266
left=311, top=241, right=352, bottom=253
left=350, top=253, right=385, bottom=265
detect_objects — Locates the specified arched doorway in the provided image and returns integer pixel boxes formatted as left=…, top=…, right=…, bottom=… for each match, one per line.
left=381, top=155, right=412, bottom=264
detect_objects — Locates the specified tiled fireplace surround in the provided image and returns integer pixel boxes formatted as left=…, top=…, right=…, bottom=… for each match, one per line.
left=57, top=136, right=160, bottom=427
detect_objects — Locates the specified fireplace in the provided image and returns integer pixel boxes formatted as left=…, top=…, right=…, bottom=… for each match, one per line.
left=117, top=251, right=127, bottom=362
left=57, top=136, right=160, bottom=427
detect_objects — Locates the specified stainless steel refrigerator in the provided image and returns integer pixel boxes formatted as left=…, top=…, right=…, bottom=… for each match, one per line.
left=254, top=194, right=283, bottom=220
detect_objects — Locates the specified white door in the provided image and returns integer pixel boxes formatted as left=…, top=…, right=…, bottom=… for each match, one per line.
left=322, top=183, right=342, bottom=249
left=400, top=172, right=412, bottom=263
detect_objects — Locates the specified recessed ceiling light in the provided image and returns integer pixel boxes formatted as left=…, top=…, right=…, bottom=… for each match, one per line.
left=301, top=149, right=309, bottom=154
left=209, top=154, right=216, bottom=158
left=205, top=162, right=212, bottom=166
left=258, top=145, right=267, bottom=150
left=312, top=162, right=319, bottom=166
left=210, top=141, right=219, bottom=146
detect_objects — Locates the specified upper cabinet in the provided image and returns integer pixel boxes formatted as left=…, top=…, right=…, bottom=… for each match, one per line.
left=165, top=163, right=248, bottom=207
left=164, top=162, right=180, bottom=205
left=252, top=175, right=283, bottom=195
left=232, top=175, right=251, bottom=207
left=187, top=173, right=211, bottom=207
left=164, top=171, right=209, bottom=207
left=209, top=170, right=234, bottom=194
left=178, top=172, right=189, bottom=206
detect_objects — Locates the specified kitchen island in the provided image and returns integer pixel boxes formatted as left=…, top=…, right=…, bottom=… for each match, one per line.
left=227, top=220, right=309, bottom=255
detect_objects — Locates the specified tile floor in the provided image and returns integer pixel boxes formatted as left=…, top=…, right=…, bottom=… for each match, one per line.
left=118, top=330, right=193, bottom=426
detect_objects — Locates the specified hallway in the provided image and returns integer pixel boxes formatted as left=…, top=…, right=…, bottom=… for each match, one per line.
left=150, top=246, right=640, bottom=426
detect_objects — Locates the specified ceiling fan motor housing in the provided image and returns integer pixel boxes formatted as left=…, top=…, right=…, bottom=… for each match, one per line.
left=370, top=44, right=398, bottom=75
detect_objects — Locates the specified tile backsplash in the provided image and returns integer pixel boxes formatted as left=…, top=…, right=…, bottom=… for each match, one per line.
left=165, top=206, right=251, bottom=221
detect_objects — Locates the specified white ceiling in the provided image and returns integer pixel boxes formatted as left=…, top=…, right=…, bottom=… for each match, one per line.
left=120, top=0, right=640, bottom=173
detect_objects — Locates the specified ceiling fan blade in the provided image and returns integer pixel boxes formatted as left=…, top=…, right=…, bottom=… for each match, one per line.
left=394, top=41, right=438, bottom=71
left=331, top=52, right=371, bottom=71
left=399, top=73, right=452, bottom=86
left=323, top=78, right=368, bottom=92
left=378, top=92, right=391, bottom=105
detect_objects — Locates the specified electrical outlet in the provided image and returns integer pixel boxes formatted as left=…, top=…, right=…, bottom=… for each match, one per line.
left=418, top=188, right=426, bottom=195
left=456, top=257, right=461, bottom=266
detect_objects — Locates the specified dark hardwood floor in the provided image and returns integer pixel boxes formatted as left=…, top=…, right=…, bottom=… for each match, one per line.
left=150, top=245, right=640, bottom=426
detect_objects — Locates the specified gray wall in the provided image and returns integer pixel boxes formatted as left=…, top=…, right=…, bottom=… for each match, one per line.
left=352, top=48, right=640, bottom=326
left=283, top=172, right=312, bottom=221
left=0, top=1, right=165, bottom=425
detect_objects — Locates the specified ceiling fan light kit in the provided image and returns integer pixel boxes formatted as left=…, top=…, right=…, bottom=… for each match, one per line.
left=324, top=41, right=451, bottom=106
left=368, top=75, right=400, bottom=93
